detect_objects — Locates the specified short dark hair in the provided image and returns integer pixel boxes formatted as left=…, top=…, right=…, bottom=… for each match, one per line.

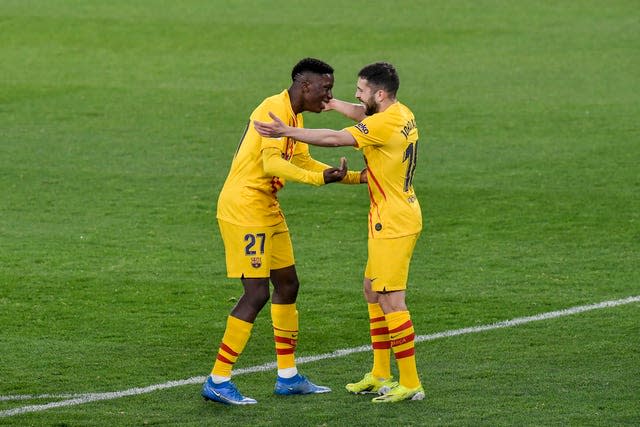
left=358, top=62, right=399, bottom=96
left=291, top=58, right=334, bottom=81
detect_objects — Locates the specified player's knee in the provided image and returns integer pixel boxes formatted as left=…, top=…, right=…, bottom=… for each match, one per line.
left=271, top=277, right=299, bottom=304
left=286, top=276, right=300, bottom=290
left=243, top=286, right=270, bottom=309
left=254, top=289, right=271, bottom=307
left=276, top=281, right=299, bottom=300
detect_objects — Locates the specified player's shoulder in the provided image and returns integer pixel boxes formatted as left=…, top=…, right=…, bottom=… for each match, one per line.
left=393, top=101, right=416, bottom=119
left=253, top=92, right=277, bottom=110
left=392, top=102, right=418, bottom=132
left=251, top=90, right=289, bottom=119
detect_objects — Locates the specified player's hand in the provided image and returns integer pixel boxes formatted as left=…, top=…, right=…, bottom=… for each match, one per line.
left=323, top=157, right=348, bottom=184
left=359, top=167, right=368, bottom=183
left=254, top=112, right=287, bottom=138
left=322, top=99, right=337, bottom=112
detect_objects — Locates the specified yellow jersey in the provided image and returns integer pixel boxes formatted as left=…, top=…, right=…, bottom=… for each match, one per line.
left=344, top=102, right=422, bottom=238
left=217, top=90, right=330, bottom=226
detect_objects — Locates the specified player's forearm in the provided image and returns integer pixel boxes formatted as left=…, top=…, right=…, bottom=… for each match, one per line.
left=262, top=148, right=325, bottom=186
left=341, top=170, right=363, bottom=184
left=328, top=99, right=366, bottom=122
left=286, top=127, right=355, bottom=147
left=291, top=152, right=329, bottom=172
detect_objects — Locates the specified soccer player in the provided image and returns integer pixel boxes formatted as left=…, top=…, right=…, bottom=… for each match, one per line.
left=254, top=61, right=425, bottom=403
left=202, top=58, right=366, bottom=405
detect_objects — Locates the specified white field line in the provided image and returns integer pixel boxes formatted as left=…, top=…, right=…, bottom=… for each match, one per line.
left=1, top=295, right=638, bottom=418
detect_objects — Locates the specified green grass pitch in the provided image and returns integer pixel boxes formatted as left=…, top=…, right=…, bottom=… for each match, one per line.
left=1, top=0, right=638, bottom=425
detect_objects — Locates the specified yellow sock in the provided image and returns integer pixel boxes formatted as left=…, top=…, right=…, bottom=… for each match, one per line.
left=368, top=303, right=391, bottom=379
left=271, top=303, right=298, bottom=372
left=211, top=315, right=253, bottom=379
left=386, top=310, right=420, bottom=388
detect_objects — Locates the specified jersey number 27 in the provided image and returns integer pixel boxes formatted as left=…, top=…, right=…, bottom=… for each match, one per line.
left=244, top=233, right=266, bottom=255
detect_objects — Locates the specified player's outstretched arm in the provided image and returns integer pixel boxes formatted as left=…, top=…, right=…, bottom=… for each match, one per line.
left=254, top=112, right=356, bottom=147
left=323, top=99, right=366, bottom=122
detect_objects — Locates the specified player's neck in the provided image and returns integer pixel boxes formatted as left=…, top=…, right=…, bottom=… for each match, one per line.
left=287, top=87, right=304, bottom=115
left=377, top=98, right=397, bottom=114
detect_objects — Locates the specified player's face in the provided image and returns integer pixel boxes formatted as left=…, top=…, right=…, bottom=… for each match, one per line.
left=355, top=78, right=378, bottom=116
left=303, top=73, right=334, bottom=113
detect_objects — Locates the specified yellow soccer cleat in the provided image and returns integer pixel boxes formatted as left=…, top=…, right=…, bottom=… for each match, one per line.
left=345, top=372, right=398, bottom=395
left=371, top=384, right=425, bottom=403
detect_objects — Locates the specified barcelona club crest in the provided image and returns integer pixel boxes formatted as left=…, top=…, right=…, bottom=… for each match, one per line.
left=250, top=257, right=262, bottom=268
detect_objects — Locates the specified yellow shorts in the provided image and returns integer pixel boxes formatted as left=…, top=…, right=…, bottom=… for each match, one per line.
left=218, top=219, right=295, bottom=278
left=365, top=233, right=420, bottom=292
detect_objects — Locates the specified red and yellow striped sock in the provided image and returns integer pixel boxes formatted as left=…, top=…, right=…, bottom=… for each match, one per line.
left=271, top=303, right=298, bottom=374
left=368, top=303, right=391, bottom=379
left=386, top=310, right=421, bottom=388
left=211, top=315, right=253, bottom=379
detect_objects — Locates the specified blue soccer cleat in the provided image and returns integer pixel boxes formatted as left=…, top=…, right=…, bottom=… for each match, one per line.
left=201, top=376, right=257, bottom=405
left=274, top=373, right=332, bottom=395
